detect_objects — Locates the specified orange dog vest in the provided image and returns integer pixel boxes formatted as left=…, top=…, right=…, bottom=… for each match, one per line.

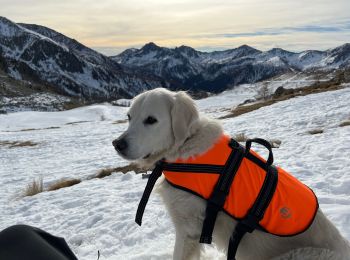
left=136, top=134, right=318, bottom=260
left=163, top=135, right=318, bottom=236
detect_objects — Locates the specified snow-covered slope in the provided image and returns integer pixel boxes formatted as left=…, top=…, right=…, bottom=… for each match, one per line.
left=113, top=42, right=350, bottom=92
left=19, top=23, right=119, bottom=69
left=0, top=16, right=163, bottom=100
left=0, top=85, right=349, bottom=259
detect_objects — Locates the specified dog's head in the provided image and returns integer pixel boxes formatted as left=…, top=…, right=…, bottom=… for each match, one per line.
left=112, top=88, right=199, bottom=164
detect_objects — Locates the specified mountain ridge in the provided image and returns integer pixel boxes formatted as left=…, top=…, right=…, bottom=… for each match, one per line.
left=112, top=42, right=350, bottom=92
left=0, top=16, right=165, bottom=101
left=1, top=15, right=349, bottom=100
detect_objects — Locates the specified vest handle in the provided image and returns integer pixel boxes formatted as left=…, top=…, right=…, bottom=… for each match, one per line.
left=245, top=138, right=273, bottom=166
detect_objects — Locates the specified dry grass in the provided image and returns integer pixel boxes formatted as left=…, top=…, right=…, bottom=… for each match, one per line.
left=65, top=121, right=90, bottom=125
left=0, top=140, right=38, bottom=148
left=112, top=119, right=127, bottom=124
left=19, top=128, right=37, bottom=132
left=220, top=81, right=344, bottom=119
left=232, top=134, right=282, bottom=148
left=47, top=178, right=81, bottom=191
left=20, top=163, right=144, bottom=197
left=21, top=177, right=81, bottom=197
left=62, top=101, right=87, bottom=111
left=221, top=100, right=276, bottom=119
left=339, top=120, right=350, bottom=127
left=23, top=177, right=44, bottom=197
left=233, top=133, right=249, bottom=142
left=94, top=163, right=144, bottom=179
left=308, top=129, right=324, bottom=135
left=0, top=141, right=14, bottom=147
left=11, top=141, right=38, bottom=147
left=5, top=126, right=61, bottom=133
left=269, top=139, right=282, bottom=148
left=95, top=168, right=117, bottom=178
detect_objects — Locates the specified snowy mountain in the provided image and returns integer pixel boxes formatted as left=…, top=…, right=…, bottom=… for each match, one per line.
left=113, top=43, right=266, bottom=92
left=0, top=16, right=164, bottom=100
left=113, top=42, right=350, bottom=92
left=1, top=15, right=349, bottom=101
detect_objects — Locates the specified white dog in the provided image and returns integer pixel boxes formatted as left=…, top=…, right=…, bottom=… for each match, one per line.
left=113, top=88, right=350, bottom=260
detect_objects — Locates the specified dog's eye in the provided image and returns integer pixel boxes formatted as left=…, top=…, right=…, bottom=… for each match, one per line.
left=144, top=116, right=158, bottom=125
left=127, top=114, right=131, bottom=121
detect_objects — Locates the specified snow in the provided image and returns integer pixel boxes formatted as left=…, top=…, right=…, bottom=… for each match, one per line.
left=7, top=67, right=22, bottom=80
left=18, top=25, right=70, bottom=52
left=263, top=72, right=334, bottom=93
left=0, top=17, right=21, bottom=37
left=1, top=86, right=350, bottom=259
left=296, top=51, right=324, bottom=69
left=0, top=92, right=73, bottom=113
left=196, top=73, right=334, bottom=118
left=0, top=104, right=127, bottom=131
left=71, top=67, right=102, bottom=91
left=196, top=84, right=257, bottom=117
left=126, top=51, right=159, bottom=66
left=0, top=18, right=68, bottom=58
left=111, top=99, right=132, bottom=107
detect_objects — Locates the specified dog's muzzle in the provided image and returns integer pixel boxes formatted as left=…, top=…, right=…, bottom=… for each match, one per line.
left=112, top=138, right=128, bottom=155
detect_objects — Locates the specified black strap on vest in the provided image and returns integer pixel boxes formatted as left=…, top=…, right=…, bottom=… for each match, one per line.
left=135, top=161, right=226, bottom=226
left=135, top=160, right=164, bottom=226
left=162, top=163, right=224, bottom=174
left=227, top=139, right=278, bottom=260
left=135, top=138, right=279, bottom=260
left=227, top=165, right=278, bottom=260
left=199, top=139, right=245, bottom=244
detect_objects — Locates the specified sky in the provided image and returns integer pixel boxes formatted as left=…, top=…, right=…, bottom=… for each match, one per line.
left=1, top=0, right=350, bottom=55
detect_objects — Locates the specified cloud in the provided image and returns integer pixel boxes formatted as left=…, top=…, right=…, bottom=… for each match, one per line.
left=216, top=31, right=282, bottom=38
left=1, top=0, right=350, bottom=55
left=204, top=21, right=350, bottom=39
left=283, top=25, right=344, bottom=33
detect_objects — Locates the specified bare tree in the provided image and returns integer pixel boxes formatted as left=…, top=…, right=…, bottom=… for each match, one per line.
left=256, top=81, right=270, bottom=100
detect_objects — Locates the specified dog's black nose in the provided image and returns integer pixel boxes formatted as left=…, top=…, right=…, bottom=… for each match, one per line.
left=112, top=139, right=128, bottom=152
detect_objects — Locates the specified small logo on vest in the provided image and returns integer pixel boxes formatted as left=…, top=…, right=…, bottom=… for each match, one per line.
left=280, top=207, right=292, bottom=219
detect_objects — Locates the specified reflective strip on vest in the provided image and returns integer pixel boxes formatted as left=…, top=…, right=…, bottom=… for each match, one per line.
left=163, top=135, right=318, bottom=236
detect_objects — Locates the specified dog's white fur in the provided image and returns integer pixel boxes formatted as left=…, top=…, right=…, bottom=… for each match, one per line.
left=114, top=88, right=350, bottom=260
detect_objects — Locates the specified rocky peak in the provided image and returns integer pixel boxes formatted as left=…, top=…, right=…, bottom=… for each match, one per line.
left=175, top=45, right=200, bottom=57
left=267, top=48, right=295, bottom=56
left=141, top=42, right=161, bottom=53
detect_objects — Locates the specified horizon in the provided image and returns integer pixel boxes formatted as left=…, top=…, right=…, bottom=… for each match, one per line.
left=2, top=14, right=350, bottom=56
left=107, top=41, right=350, bottom=56
left=1, top=0, right=350, bottom=55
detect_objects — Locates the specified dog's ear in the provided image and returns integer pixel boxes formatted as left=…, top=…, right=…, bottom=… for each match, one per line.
left=171, top=91, right=199, bottom=146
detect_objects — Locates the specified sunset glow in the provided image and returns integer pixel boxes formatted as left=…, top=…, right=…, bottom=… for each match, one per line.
left=1, top=0, right=350, bottom=55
